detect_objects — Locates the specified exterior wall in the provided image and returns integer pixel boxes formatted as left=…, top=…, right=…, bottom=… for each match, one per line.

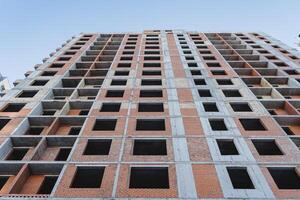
left=0, top=30, right=299, bottom=199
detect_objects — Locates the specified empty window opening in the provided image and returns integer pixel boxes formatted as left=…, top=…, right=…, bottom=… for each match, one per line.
left=188, top=63, right=198, bottom=68
left=141, top=79, right=162, bottom=86
left=114, top=71, right=129, bottom=76
left=230, top=103, right=252, bottom=112
left=17, top=90, right=38, bottom=98
left=68, top=127, right=81, bottom=135
left=37, top=176, right=58, bottom=194
left=71, top=167, right=105, bottom=188
left=212, top=70, right=227, bottom=75
left=217, top=139, right=239, bottom=155
left=223, top=90, right=242, bottom=97
left=252, top=139, right=283, bottom=155
left=133, top=140, right=167, bottom=155
left=111, top=79, right=127, bottom=86
left=129, top=167, right=169, bottom=189
left=0, top=176, right=9, bottom=190
left=217, top=79, right=233, bottom=85
left=140, top=90, right=163, bottom=97
left=198, top=89, right=212, bottom=97
left=100, top=103, right=121, bottom=112
left=79, top=110, right=89, bottom=115
left=209, top=119, right=228, bottom=131
left=142, top=70, right=161, bottom=76
left=27, top=127, right=44, bottom=135
left=55, top=148, right=71, bottom=161
left=239, top=119, right=266, bottom=131
left=143, top=63, right=161, bottom=68
left=120, top=56, right=133, bottom=61
left=136, top=119, right=165, bottom=131
left=84, top=139, right=112, bottom=155
left=42, top=110, right=56, bottom=116
left=191, top=70, right=202, bottom=75
left=1, top=103, right=25, bottom=112
left=6, top=148, right=29, bottom=160
left=106, top=90, right=124, bottom=97
left=227, top=167, right=255, bottom=189
left=31, top=80, right=49, bottom=86
left=93, top=119, right=117, bottom=131
left=269, top=167, right=300, bottom=189
left=207, top=62, right=221, bottom=67
left=203, top=102, right=218, bottom=112
left=117, top=63, right=131, bottom=68
left=282, top=126, right=294, bottom=135
left=144, top=56, right=160, bottom=61
left=194, top=79, right=206, bottom=85
left=41, top=71, right=57, bottom=76
left=138, top=103, right=164, bottom=112
left=49, top=63, right=64, bottom=68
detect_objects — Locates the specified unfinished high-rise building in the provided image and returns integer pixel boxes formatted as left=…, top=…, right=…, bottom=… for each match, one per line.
left=0, top=30, right=300, bottom=199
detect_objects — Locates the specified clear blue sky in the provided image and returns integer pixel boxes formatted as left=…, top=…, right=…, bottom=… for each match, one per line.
left=0, top=0, right=299, bottom=83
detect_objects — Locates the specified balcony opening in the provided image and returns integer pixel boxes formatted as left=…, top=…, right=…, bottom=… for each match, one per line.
left=239, top=118, right=266, bottom=131
left=268, top=167, right=300, bottom=189
left=133, top=139, right=167, bottom=155
left=230, top=103, right=252, bottom=112
left=227, top=167, right=255, bottom=189
left=71, top=167, right=105, bottom=188
left=100, top=103, right=121, bottom=112
left=136, top=119, right=165, bottom=131
left=217, top=139, right=239, bottom=155
left=1, top=103, right=25, bottom=112
left=252, top=139, right=283, bottom=155
left=93, top=119, right=117, bottom=131
left=138, top=103, right=164, bottom=112
left=209, top=119, right=227, bottom=131
left=84, top=139, right=112, bottom=155
left=129, top=167, right=169, bottom=189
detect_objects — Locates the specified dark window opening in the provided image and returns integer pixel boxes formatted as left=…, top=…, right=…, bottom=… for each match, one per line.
left=26, top=127, right=44, bottom=135
left=117, top=63, right=131, bottom=68
left=138, top=103, right=164, bottom=112
left=41, top=71, right=57, bottom=76
left=227, top=167, right=255, bottom=189
left=198, top=89, right=212, bottom=97
left=223, top=90, right=242, bottom=97
left=0, top=176, right=9, bottom=190
left=268, top=167, right=300, bottom=189
left=203, top=102, right=218, bottom=112
left=194, top=79, right=206, bottom=85
left=141, top=79, right=162, bottom=86
left=31, top=80, right=49, bottom=86
left=114, top=71, right=129, bottom=76
left=191, top=70, right=202, bottom=75
left=211, top=70, right=227, bottom=75
left=239, top=119, right=266, bottom=131
left=1, top=103, right=25, bottom=112
left=71, top=167, right=105, bottom=188
left=0, top=119, right=10, bottom=131
left=93, top=119, right=117, bottom=131
left=17, top=90, right=38, bottom=98
left=129, top=167, right=169, bottom=189
left=230, top=103, right=252, bottom=112
left=142, top=70, right=161, bottom=76
left=37, top=176, right=58, bottom=194
left=252, top=139, right=283, bottom=155
left=207, top=62, right=221, bottom=67
left=282, top=126, right=294, bottom=135
left=143, top=63, right=161, bottom=68
left=133, top=139, right=167, bottom=155
left=209, top=119, right=228, bottom=131
left=55, top=148, right=71, bottom=161
left=100, top=103, right=121, bottom=112
left=216, top=79, right=233, bottom=85
left=217, top=139, right=239, bottom=155
left=140, top=90, right=163, bottom=97
left=68, top=127, right=81, bottom=135
left=49, top=63, right=64, bottom=68
left=6, top=148, right=29, bottom=160
left=136, top=119, right=165, bottom=131
left=106, top=90, right=124, bottom=97
left=84, top=139, right=112, bottom=155
left=188, top=63, right=198, bottom=68
left=111, top=79, right=127, bottom=86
